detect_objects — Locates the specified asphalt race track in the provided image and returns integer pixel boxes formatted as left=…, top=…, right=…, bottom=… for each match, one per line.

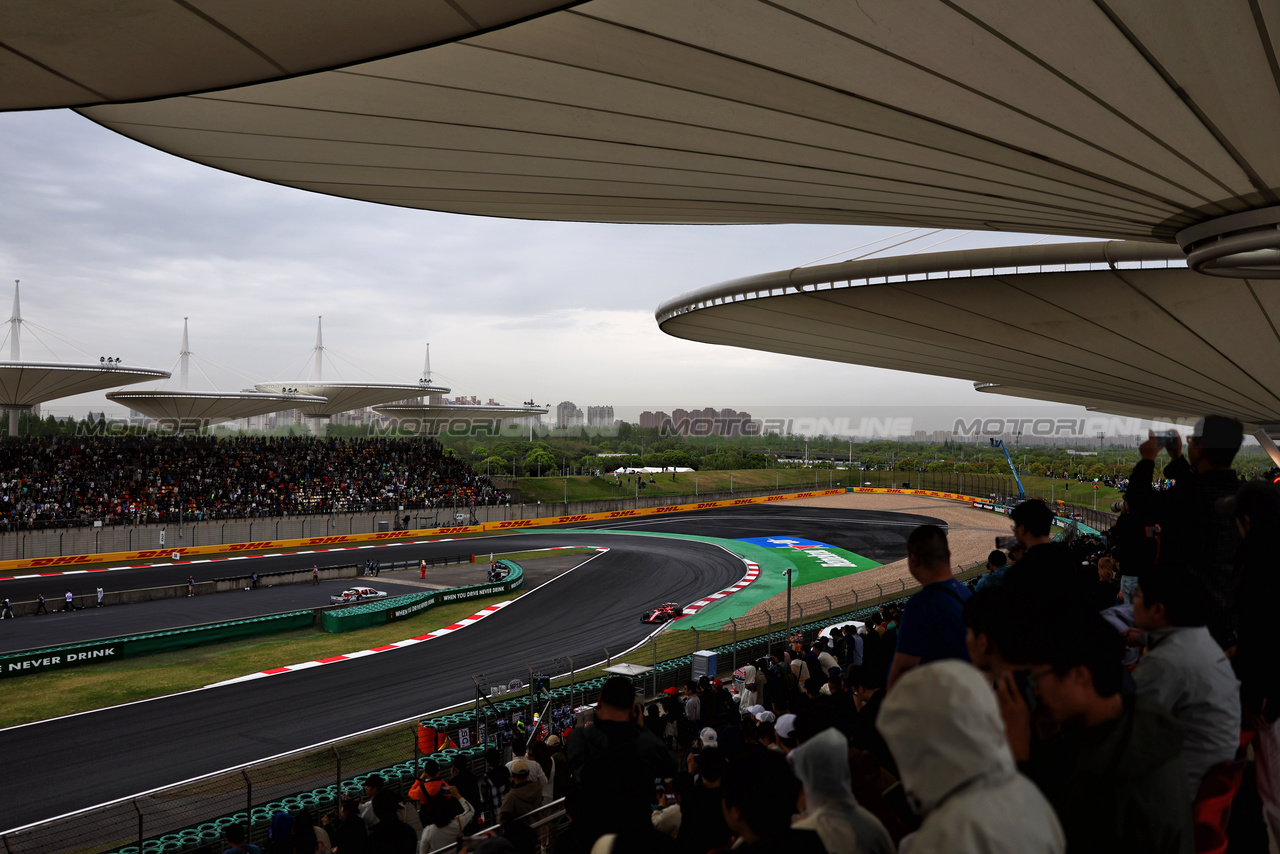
left=0, top=504, right=942, bottom=831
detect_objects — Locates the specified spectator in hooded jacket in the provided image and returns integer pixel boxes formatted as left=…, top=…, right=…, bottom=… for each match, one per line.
left=791, top=726, right=894, bottom=854
left=879, top=660, right=1064, bottom=853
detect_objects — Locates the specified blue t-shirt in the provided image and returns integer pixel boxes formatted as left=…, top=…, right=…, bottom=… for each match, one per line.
left=895, top=578, right=972, bottom=664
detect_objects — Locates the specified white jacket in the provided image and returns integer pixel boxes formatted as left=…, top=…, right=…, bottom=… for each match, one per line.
left=417, top=796, right=474, bottom=854
left=791, top=727, right=894, bottom=854
left=878, top=661, right=1065, bottom=854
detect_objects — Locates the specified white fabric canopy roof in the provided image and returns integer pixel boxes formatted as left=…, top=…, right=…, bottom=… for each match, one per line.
left=0, top=362, right=170, bottom=408
left=373, top=402, right=547, bottom=434
left=254, top=381, right=448, bottom=418
left=106, top=389, right=327, bottom=427
left=2, top=1, right=577, bottom=109
left=75, top=0, right=1280, bottom=241
left=657, top=241, right=1280, bottom=430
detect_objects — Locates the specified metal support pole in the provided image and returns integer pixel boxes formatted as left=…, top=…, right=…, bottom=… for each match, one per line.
left=526, top=663, right=535, bottom=727
left=332, top=747, right=342, bottom=822
left=567, top=655, right=575, bottom=712
left=652, top=641, right=659, bottom=696
left=242, top=770, right=254, bottom=846
left=826, top=595, right=833, bottom=616
left=135, top=798, right=145, bottom=853
left=729, top=618, right=738, bottom=674
left=875, top=583, right=884, bottom=603
left=784, top=568, right=793, bottom=651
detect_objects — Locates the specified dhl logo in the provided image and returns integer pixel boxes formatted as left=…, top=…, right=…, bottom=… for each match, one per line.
left=886, top=489, right=904, bottom=493
left=436, top=527, right=475, bottom=534
left=653, top=506, right=680, bottom=513
left=29, top=555, right=97, bottom=567
left=132, top=549, right=191, bottom=558
left=695, top=502, right=719, bottom=509
left=371, top=532, right=403, bottom=539
left=554, top=515, right=590, bottom=523
left=494, top=521, right=534, bottom=528
left=606, top=510, right=639, bottom=517
left=227, top=542, right=274, bottom=551
left=765, top=495, right=786, bottom=501
left=730, top=499, right=754, bottom=505
left=303, top=536, right=353, bottom=545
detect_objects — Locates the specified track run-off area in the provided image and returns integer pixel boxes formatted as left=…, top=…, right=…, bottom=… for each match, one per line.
left=0, top=493, right=993, bottom=832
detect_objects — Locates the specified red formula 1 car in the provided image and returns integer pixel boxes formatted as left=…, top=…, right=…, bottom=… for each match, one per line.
left=641, top=602, right=685, bottom=623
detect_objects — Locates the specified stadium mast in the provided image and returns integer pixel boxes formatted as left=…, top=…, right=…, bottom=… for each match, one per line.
left=179, top=317, right=190, bottom=390
left=312, top=316, right=323, bottom=381
left=9, top=280, right=20, bottom=361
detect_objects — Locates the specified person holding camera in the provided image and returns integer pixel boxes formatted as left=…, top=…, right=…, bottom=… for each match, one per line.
left=1127, top=416, right=1244, bottom=647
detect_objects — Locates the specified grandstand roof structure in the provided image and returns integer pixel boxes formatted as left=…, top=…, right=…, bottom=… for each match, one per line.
left=0, top=361, right=171, bottom=409
left=60, top=0, right=1280, bottom=273
left=1, top=1, right=578, bottom=110
left=373, top=401, right=549, bottom=434
left=657, top=241, right=1280, bottom=431
left=105, top=389, right=328, bottom=430
left=253, top=381, right=449, bottom=419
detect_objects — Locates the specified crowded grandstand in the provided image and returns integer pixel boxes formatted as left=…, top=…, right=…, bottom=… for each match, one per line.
left=0, top=436, right=509, bottom=529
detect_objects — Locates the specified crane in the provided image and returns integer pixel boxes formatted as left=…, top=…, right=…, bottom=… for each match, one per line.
left=989, top=437, right=1026, bottom=501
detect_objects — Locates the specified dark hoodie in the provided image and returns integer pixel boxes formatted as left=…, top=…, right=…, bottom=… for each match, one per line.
left=1049, top=695, right=1192, bottom=854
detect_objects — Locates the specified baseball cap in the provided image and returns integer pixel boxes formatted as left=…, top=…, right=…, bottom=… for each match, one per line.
left=1192, top=415, right=1244, bottom=450
left=746, top=704, right=765, bottom=717
left=775, top=714, right=797, bottom=740
left=545, top=734, right=561, bottom=747
left=711, top=678, right=722, bottom=688
left=699, top=727, right=719, bottom=747
left=754, top=710, right=776, bottom=724
left=511, top=760, right=529, bottom=777
left=663, top=686, right=680, bottom=696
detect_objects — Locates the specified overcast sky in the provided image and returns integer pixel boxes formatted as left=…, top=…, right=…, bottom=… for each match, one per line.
left=0, top=108, right=1095, bottom=429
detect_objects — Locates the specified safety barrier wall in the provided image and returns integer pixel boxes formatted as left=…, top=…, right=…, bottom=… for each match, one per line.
left=0, top=488, right=848, bottom=573
left=0, top=485, right=856, bottom=565
left=319, top=561, right=524, bottom=633
left=0, top=611, right=315, bottom=680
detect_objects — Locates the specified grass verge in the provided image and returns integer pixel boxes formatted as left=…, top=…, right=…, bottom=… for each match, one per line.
left=0, top=591, right=522, bottom=729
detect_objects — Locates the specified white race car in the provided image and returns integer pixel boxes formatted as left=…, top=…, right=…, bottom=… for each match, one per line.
left=329, top=587, right=387, bottom=604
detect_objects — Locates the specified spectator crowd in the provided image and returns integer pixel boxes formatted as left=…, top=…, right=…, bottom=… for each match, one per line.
left=0, top=435, right=509, bottom=529
left=216, top=414, right=1277, bottom=854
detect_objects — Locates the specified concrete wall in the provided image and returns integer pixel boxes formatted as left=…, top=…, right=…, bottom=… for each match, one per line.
left=0, top=484, right=819, bottom=560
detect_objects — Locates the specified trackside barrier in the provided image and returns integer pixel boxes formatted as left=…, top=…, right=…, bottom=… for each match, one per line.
left=0, top=489, right=848, bottom=573
left=319, top=561, right=524, bottom=633
left=0, top=563, right=524, bottom=674
left=0, top=611, right=314, bottom=679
